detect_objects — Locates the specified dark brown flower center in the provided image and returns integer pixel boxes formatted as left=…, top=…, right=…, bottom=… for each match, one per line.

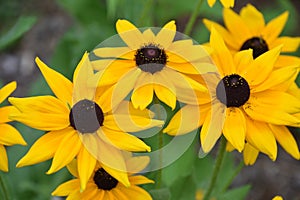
left=240, top=37, right=269, bottom=59
left=93, top=168, right=118, bottom=190
left=135, top=44, right=167, bottom=74
left=216, top=74, right=250, bottom=107
left=69, top=99, right=104, bottom=133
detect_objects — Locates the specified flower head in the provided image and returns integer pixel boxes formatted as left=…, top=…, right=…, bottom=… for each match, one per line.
left=92, top=19, right=213, bottom=110
left=0, top=82, right=26, bottom=172
left=165, top=28, right=300, bottom=161
left=9, top=52, right=162, bottom=190
left=203, top=4, right=300, bottom=66
left=52, top=154, right=154, bottom=200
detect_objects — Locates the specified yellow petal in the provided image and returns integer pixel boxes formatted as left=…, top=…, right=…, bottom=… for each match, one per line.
left=269, top=125, right=300, bottom=159
left=244, top=91, right=300, bottom=125
left=16, top=128, right=70, bottom=167
left=154, top=20, right=176, bottom=49
left=154, top=84, right=176, bottom=110
left=101, top=127, right=151, bottom=152
left=275, top=55, right=300, bottom=68
left=220, top=0, right=234, bottom=8
left=121, top=185, right=152, bottom=200
left=72, top=52, right=96, bottom=103
left=271, top=36, right=300, bottom=52
left=112, top=188, right=128, bottom=200
left=52, top=179, right=80, bottom=196
left=163, top=104, right=206, bottom=135
left=129, top=175, right=154, bottom=185
left=240, top=4, right=265, bottom=35
left=0, top=106, right=18, bottom=123
left=142, top=29, right=155, bottom=42
left=272, top=196, right=283, bottom=200
left=223, top=8, right=251, bottom=45
left=35, top=57, right=72, bottom=105
left=47, top=129, right=81, bottom=174
left=0, top=124, right=26, bottom=146
left=207, top=0, right=216, bottom=7
left=234, top=49, right=254, bottom=76
left=245, top=119, right=277, bottom=161
left=200, top=102, right=226, bottom=153
left=9, top=96, right=70, bottom=131
left=126, top=155, right=150, bottom=173
left=203, top=19, right=238, bottom=49
left=93, top=47, right=132, bottom=58
left=243, top=142, right=259, bottom=165
left=210, top=28, right=235, bottom=76
left=132, top=84, right=153, bottom=110
left=262, top=11, right=288, bottom=43
left=0, top=145, right=8, bottom=172
left=77, top=146, right=97, bottom=191
left=116, top=19, right=144, bottom=49
left=253, top=65, right=298, bottom=93
left=0, top=81, right=16, bottom=104
left=223, top=108, right=246, bottom=152
left=243, top=45, right=281, bottom=86
left=66, top=159, right=78, bottom=178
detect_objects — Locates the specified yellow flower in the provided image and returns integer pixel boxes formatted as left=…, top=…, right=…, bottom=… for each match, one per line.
left=165, top=28, right=300, bottom=161
left=272, top=195, right=283, bottom=200
left=52, top=154, right=154, bottom=200
left=92, top=19, right=212, bottom=110
left=207, top=0, right=234, bottom=8
left=0, top=82, right=26, bottom=172
left=203, top=4, right=300, bottom=66
left=9, top=52, right=162, bottom=190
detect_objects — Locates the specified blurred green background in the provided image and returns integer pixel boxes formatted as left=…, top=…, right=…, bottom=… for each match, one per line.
left=0, top=0, right=299, bottom=199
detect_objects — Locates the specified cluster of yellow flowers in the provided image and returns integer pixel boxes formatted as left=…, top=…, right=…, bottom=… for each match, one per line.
left=0, top=2, right=299, bottom=200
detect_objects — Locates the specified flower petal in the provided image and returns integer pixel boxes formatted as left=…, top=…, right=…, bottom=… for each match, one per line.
left=52, top=179, right=80, bottom=196
left=154, top=20, right=176, bottom=49
left=271, top=36, right=300, bottom=52
left=132, top=84, right=153, bottom=110
left=0, top=106, right=18, bottom=123
left=200, top=102, right=226, bottom=153
left=220, top=0, right=234, bottom=8
left=9, top=96, right=70, bottom=131
left=0, top=145, right=8, bottom=172
left=223, top=108, right=246, bottom=152
left=35, top=57, right=72, bottom=105
left=269, top=125, right=300, bottom=159
left=243, top=142, right=259, bottom=165
left=101, top=126, right=151, bottom=152
left=47, top=129, right=81, bottom=174
left=245, top=118, right=277, bottom=160
left=121, top=185, right=152, bottom=200
left=275, top=55, right=300, bottom=68
left=0, top=124, right=26, bottom=146
left=16, top=128, right=71, bottom=167
left=207, top=0, right=216, bottom=7
left=243, top=45, right=281, bottom=86
left=93, top=47, right=132, bottom=58
left=77, top=146, right=97, bottom=190
left=262, top=11, right=288, bottom=43
left=129, top=175, right=154, bottom=185
left=0, top=81, right=16, bottom=104
left=154, top=84, right=176, bottom=110
left=116, top=19, right=144, bottom=49
left=240, top=4, right=265, bottom=35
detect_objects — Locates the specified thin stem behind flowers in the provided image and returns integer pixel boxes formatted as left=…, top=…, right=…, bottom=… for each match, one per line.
left=184, top=0, right=203, bottom=35
left=203, top=136, right=227, bottom=200
left=0, top=173, right=10, bottom=200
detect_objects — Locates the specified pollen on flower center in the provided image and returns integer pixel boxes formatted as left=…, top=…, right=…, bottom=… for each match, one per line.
left=93, top=168, right=118, bottom=190
left=135, top=44, right=167, bottom=74
left=216, top=74, right=250, bottom=107
left=240, top=37, right=269, bottom=59
left=69, top=99, right=104, bottom=133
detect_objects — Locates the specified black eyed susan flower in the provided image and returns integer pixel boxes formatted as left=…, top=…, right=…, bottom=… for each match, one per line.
left=203, top=4, right=300, bottom=66
left=0, top=82, right=26, bottom=172
left=52, top=154, right=154, bottom=200
left=9, top=52, right=163, bottom=190
left=207, top=0, right=234, bottom=8
left=164, top=28, right=300, bottom=161
left=92, top=19, right=213, bottom=110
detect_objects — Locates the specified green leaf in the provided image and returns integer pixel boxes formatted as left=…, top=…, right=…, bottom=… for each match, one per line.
left=218, top=185, right=251, bottom=200
left=169, top=175, right=197, bottom=200
left=149, top=188, right=171, bottom=200
left=0, top=16, right=37, bottom=50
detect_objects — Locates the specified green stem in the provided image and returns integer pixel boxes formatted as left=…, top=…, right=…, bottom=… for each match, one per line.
left=203, top=136, right=227, bottom=200
left=221, top=160, right=244, bottom=193
left=183, top=0, right=203, bottom=35
left=154, top=97, right=163, bottom=189
left=0, top=173, right=10, bottom=200
left=137, top=0, right=153, bottom=26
